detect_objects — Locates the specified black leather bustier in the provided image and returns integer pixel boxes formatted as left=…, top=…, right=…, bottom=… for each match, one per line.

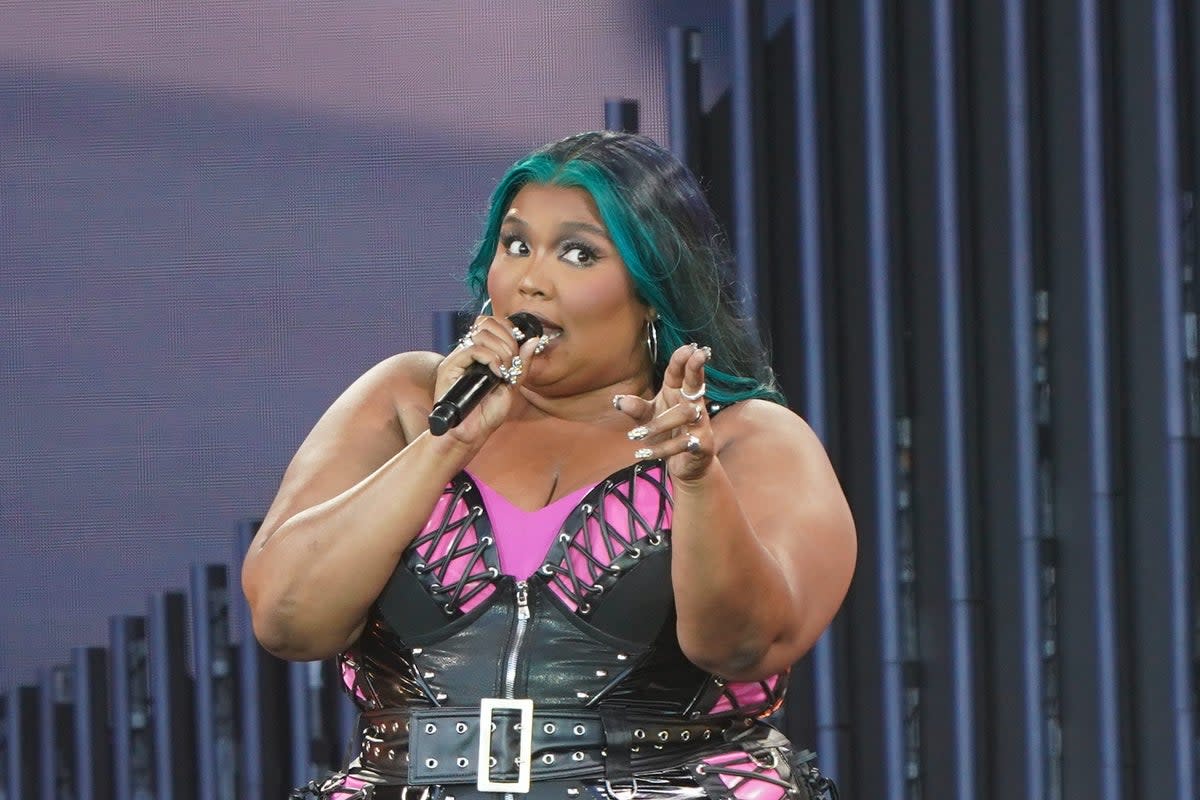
left=292, top=462, right=835, bottom=800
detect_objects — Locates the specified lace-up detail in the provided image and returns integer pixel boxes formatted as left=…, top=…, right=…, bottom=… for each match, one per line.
left=537, top=463, right=673, bottom=614
left=707, top=673, right=785, bottom=715
left=404, top=477, right=500, bottom=615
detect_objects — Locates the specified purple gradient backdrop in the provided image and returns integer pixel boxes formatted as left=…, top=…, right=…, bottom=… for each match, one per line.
left=0, top=1, right=741, bottom=688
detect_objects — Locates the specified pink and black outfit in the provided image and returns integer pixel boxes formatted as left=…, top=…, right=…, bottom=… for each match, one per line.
left=292, top=457, right=836, bottom=800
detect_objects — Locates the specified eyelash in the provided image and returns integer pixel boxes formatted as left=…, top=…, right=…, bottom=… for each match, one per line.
left=499, top=233, right=601, bottom=267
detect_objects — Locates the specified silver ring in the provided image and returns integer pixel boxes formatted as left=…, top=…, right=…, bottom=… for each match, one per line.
left=457, top=333, right=474, bottom=350
left=680, top=382, right=706, bottom=401
left=498, top=355, right=523, bottom=384
left=685, top=434, right=702, bottom=454
left=689, top=404, right=703, bottom=424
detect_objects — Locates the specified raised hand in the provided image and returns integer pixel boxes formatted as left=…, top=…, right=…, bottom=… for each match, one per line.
left=431, top=314, right=541, bottom=447
left=613, top=343, right=714, bottom=483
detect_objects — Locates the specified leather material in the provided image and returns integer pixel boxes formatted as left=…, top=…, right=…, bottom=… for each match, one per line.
left=355, top=705, right=739, bottom=785
left=310, top=461, right=824, bottom=799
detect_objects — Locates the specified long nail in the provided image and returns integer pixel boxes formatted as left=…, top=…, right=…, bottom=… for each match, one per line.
left=633, top=448, right=654, bottom=460
left=627, top=426, right=649, bottom=441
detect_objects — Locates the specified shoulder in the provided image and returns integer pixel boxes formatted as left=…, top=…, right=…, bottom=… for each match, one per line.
left=711, top=399, right=817, bottom=456
left=324, top=351, right=443, bottom=435
left=361, top=350, right=442, bottom=397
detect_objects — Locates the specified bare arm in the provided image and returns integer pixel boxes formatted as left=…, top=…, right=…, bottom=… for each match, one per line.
left=241, top=352, right=476, bottom=661
left=669, top=401, right=856, bottom=680
left=617, top=346, right=856, bottom=680
left=243, top=317, right=536, bottom=662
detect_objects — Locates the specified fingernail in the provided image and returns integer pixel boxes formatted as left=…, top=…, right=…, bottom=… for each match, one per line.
left=612, top=395, right=624, bottom=410
left=699, top=345, right=712, bottom=359
left=633, top=448, right=654, bottom=460
left=627, top=426, right=649, bottom=441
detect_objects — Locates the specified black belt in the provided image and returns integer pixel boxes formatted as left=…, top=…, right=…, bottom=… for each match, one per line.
left=357, top=701, right=751, bottom=791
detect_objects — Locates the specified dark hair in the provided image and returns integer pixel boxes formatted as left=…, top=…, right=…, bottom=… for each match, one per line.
left=465, top=131, right=783, bottom=406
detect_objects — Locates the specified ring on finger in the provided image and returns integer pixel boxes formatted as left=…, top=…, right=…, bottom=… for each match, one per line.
left=498, top=355, right=523, bottom=384
left=689, top=403, right=703, bottom=424
left=457, top=333, right=475, bottom=349
left=685, top=434, right=702, bottom=454
left=680, top=382, right=706, bottom=402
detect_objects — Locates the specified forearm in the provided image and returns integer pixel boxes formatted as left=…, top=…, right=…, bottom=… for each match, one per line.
left=669, top=459, right=798, bottom=679
left=245, top=431, right=476, bottom=659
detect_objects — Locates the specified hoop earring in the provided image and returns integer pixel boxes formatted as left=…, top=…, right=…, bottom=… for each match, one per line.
left=479, top=297, right=493, bottom=316
left=645, top=319, right=659, bottom=364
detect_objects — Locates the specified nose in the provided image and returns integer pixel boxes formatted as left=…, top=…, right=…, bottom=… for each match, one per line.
left=516, top=250, right=552, bottom=298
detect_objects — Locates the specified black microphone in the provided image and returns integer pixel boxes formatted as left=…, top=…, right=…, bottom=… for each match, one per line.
left=427, top=312, right=544, bottom=436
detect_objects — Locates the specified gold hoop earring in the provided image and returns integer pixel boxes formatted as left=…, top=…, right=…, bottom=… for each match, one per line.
left=645, top=319, right=659, bottom=364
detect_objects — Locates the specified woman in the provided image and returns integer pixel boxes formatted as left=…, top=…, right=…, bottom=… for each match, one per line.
left=242, top=131, right=856, bottom=799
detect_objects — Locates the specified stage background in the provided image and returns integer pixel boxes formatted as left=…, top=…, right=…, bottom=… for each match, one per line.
left=0, top=0, right=761, bottom=689
left=3, top=2, right=1197, bottom=798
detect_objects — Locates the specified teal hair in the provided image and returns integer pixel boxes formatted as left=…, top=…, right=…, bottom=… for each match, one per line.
left=465, top=131, right=784, bottom=407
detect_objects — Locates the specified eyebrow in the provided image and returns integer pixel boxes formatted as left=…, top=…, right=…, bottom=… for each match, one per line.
left=503, top=214, right=610, bottom=241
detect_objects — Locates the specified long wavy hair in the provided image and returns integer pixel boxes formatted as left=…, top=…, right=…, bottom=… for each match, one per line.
left=465, top=131, right=784, bottom=406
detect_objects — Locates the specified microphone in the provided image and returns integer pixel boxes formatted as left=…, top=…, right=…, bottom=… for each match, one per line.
left=427, top=312, right=544, bottom=436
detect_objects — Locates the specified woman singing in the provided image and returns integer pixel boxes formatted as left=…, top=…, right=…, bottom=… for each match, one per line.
left=242, top=131, right=856, bottom=799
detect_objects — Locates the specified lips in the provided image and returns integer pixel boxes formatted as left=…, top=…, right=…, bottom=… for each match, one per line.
left=516, top=311, right=563, bottom=336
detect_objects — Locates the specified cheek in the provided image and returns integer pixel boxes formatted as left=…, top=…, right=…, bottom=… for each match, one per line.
left=485, top=258, right=509, bottom=298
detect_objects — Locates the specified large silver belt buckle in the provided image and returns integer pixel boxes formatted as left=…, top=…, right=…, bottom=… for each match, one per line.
left=477, top=697, right=534, bottom=793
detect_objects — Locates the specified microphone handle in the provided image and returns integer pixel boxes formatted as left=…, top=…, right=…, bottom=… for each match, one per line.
left=427, top=311, right=543, bottom=436
left=427, top=362, right=499, bottom=436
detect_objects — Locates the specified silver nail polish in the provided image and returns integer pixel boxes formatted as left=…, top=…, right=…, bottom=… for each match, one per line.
left=627, top=426, right=649, bottom=441
left=633, top=448, right=654, bottom=460
left=612, top=395, right=623, bottom=410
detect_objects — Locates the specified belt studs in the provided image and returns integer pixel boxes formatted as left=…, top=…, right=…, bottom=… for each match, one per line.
left=573, top=724, right=586, bottom=735
left=544, top=722, right=557, bottom=734
left=657, top=731, right=669, bottom=741
left=456, top=722, right=468, bottom=734
left=456, top=757, right=469, bottom=768
left=424, top=723, right=437, bottom=734
left=571, top=751, right=585, bottom=761
left=543, top=754, right=556, bottom=764
left=633, top=729, right=646, bottom=740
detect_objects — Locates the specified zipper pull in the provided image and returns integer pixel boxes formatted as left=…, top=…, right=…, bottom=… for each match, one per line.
left=515, top=580, right=530, bottom=620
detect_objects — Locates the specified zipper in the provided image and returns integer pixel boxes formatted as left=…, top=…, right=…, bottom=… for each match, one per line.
left=501, top=580, right=531, bottom=800
left=503, top=580, right=531, bottom=697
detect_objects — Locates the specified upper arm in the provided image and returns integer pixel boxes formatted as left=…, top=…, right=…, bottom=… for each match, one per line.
left=248, top=351, right=439, bottom=556
left=715, top=401, right=857, bottom=648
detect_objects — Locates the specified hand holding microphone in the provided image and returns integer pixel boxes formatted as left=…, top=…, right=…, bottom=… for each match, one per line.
left=428, top=312, right=546, bottom=436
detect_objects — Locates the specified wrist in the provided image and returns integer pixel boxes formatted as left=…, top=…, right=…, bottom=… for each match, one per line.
left=670, top=455, right=724, bottom=495
left=417, top=428, right=480, bottom=469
